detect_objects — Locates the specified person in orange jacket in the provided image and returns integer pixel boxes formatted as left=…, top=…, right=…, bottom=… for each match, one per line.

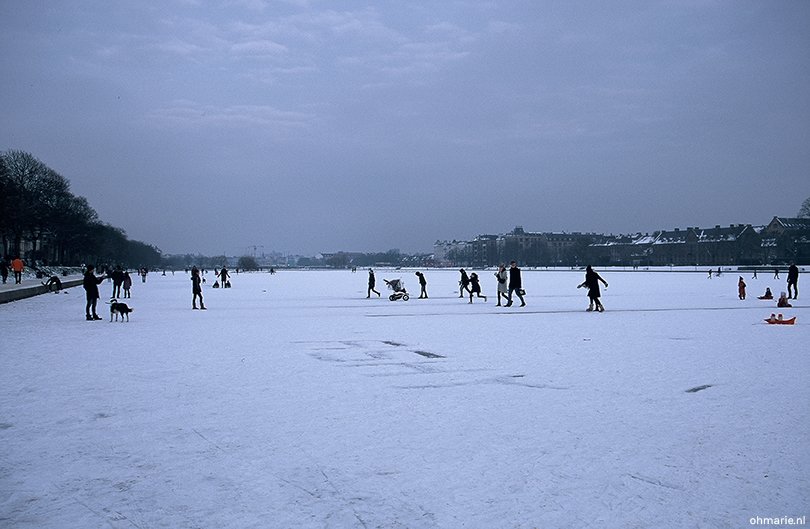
left=11, top=257, right=24, bottom=284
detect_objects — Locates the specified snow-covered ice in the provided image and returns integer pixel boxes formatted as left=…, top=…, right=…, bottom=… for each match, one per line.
left=1, top=269, right=807, bottom=528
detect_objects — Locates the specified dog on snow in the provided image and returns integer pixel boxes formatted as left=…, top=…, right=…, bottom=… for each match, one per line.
left=108, top=298, right=134, bottom=322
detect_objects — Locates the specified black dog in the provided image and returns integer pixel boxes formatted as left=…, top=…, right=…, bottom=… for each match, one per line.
left=109, top=298, right=133, bottom=322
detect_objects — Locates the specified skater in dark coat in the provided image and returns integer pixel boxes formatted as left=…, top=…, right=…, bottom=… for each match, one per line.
left=83, top=265, right=106, bottom=320
left=415, top=271, right=428, bottom=298
left=217, top=266, right=230, bottom=288
left=506, top=261, right=526, bottom=307
left=191, top=267, right=206, bottom=309
left=577, top=265, right=608, bottom=312
left=459, top=269, right=471, bottom=297
left=367, top=269, right=380, bottom=298
left=468, top=272, right=487, bottom=303
left=787, top=263, right=799, bottom=299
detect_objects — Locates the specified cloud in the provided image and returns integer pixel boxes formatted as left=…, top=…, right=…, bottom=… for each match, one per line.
left=230, top=39, right=288, bottom=56
left=144, top=100, right=315, bottom=129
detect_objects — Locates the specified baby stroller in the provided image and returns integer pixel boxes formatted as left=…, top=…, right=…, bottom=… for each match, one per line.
left=384, top=278, right=409, bottom=301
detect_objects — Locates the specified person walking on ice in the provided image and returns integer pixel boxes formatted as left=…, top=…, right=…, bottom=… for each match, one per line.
left=495, top=264, right=508, bottom=306
left=367, top=269, right=380, bottom=298
left=191, top=267, right=206, bottom=310
left=578, top=265, right=608, bottom=312
left=738, top=276, right=746, bottom=300
left=468, top=272, right=487, bottom=303
left=506, top=261, right=526, bottom=307
left=415, top=271, right=428, bottom=299
left=458, top=269, right=471, bottom=298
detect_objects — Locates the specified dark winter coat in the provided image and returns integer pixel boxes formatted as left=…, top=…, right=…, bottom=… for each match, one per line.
left=192, top=273, right=202, bottom=293
left=508, top=266, right=522, bottom=289
left=787, top=264, right=799, bottom=283
left=460, top=270, right=470, bottom=286
left=368, top=271, right=376, bottom=288
left=417, top=272, right=427, bottom=286
left=470, top=274, right=481, bottom=293
left=83, top=271, right=104, bottom=300
left=583, top=269, right=604, bottom=299
left=110, top=269, right=125, bottom=286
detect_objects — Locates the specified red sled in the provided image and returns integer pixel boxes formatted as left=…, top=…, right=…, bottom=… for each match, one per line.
left=764, top=317, right=796, bottom=325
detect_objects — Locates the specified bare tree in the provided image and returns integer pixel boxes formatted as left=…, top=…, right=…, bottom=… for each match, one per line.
left=798, top=196, right=810, bottom=218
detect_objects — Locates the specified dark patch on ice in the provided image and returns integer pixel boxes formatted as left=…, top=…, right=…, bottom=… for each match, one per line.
left=94, top=413, right=112, bottom=420
left=413, top=350, right=444, bottom=358
left=685, top=384, right=713, bottom=393
left=669, top=337, right=691, bottom=341
left=511, top=374, right=525, bottom=378
left=382, top=340, right=404, bottom=347
left=0, top=423, right=12, bottom=430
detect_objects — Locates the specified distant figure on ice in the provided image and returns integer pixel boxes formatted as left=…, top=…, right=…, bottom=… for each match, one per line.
left=495, top=264, right=508, bottom=306
left=716, top=267, right=721, bottom=277
left=752, top=268, right=758, bottom=279
left=83, top=265, right=106, bottom=320
left=140, top=267, right=148, bottom=283
left=787, top=262, right=799, bottom=299
left=578, top=265, right=608, bottom=312
left=506, top=261, right=526, bottom=307
left=217, top=266, right=230, bottom=288
left=738, top=277, right=746, bottom=300
left=458, top=269, right=471, bottom=297
left=758, top=287, right=773, bottom=300
left=707, top=269, right=713, bottom=279
left=415, top=271, right=428, bottom=298
left=110, top=265, right=125, bottom=299
left=191, top=267, right=206, bottom=310
left=468, top=272, right=487, bottom=303
left=122, top=271, right=132, bottom=298
left=777, top=291, right=792, bottom=308
left=773, top=268, right=780, bottom=279
left=367, top=269, right=380, bottom=298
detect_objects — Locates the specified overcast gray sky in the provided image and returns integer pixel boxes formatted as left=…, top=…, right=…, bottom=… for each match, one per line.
left=1, top=1, right=808, bottom=256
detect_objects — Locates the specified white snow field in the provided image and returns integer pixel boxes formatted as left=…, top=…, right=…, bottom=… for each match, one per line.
left=1, top=269, right=807, bottom=528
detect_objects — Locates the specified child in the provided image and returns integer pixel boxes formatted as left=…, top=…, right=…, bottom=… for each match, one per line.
left=777, top=292, right=792, bottom=308
left=468, top=272, right=487, bottom=303
left=758, top=287, right=773, bottom=300
left=122, top=271, right=132, bottom=298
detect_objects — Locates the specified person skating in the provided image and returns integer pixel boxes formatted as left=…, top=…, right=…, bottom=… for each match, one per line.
left=217, top=266, right=230, bottom=288
left=468, top=272, right=487, bottom=303
left=577, top=265, right=608, bottom=312
left=367, top=269, right=380, bottom=298
left=787, top=262, right=799, bottom=299
left=495, top=264, right=508, bottom=306
left=191, top=267, right=206, bottom=309
left=83, top=265, right=106, bottom=320
left=415, top=271, right=428, bottom=298
left=458, top=269, right=471, bottom=297
left=505, top=261, right=526, bottom=307
left=738, top=276, right=746, bottom=300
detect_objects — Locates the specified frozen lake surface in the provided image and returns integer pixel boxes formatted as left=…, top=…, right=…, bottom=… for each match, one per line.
left=1, top=268, right=807, bottom=528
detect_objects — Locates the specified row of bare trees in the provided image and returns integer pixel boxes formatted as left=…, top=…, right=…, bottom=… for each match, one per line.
left=0, top=149, right=161, bottom=267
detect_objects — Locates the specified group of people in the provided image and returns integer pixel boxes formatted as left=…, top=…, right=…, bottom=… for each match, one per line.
left=739, top=262, right=800, bottom=307
left=0, top=256, right=26, bottom=284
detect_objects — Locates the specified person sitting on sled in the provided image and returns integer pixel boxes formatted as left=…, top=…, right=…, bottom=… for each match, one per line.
left=777, top=291, right=792, bottom=308
left=758, top=287, right=773, bottom=300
